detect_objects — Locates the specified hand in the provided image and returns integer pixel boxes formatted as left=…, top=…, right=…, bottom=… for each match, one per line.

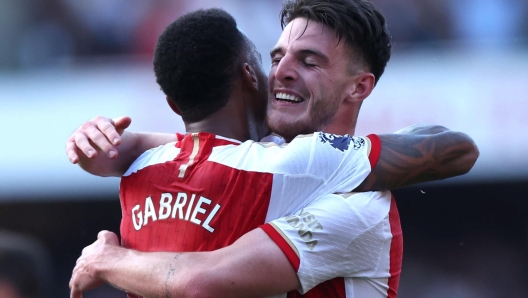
left=69, top=231, right=120, bottom=298
left=66, top=116, right=132, bottom=164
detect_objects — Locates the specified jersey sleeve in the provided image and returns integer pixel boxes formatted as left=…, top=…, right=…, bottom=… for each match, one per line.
left=260, top=191, right=395, bottom=294
left=208, top=132, right=382, bottom=219
left=263, top=132, right=381, bottom=219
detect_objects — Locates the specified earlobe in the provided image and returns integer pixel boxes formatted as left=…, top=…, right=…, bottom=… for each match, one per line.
left=166, top=97, right=182, bottom=116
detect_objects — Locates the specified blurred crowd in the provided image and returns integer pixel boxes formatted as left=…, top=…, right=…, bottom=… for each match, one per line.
left=0, top=0, right=527, bottom=69
left=1, top=1, right=527, bottom=298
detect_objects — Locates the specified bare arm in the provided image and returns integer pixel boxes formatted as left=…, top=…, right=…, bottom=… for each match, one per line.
left=66, top=116, right=175, bottom=176
left=70, top=230, right=298, bottom=298
left=355, top=124, right=479, bottom=191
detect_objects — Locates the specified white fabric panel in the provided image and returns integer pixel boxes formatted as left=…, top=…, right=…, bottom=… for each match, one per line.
left=208, top=133, right=373, bottom=220
left=269, top=191, right=393, bottom=294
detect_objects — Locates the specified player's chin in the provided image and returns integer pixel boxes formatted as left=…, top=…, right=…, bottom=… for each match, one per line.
left=268, top=118, right=307, bottom=141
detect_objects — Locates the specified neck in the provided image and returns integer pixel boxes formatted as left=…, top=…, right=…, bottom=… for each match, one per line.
left=184, top=107, right=250, bottom=142
left=183, top=84, right=267, bottom=142
left=319, top=104, right=359, bottom=137
left=321, top=122, right=356, bottom=136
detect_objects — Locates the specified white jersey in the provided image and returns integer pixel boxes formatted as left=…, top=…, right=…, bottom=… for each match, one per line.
left=262, top=191, right=402, bottom=298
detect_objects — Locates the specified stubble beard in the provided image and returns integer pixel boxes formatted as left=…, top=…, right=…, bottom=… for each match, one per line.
left=266, top=97, right=340, bottom=142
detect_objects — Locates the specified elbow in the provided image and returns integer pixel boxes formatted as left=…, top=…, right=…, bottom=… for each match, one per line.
left=446, top=135, right=480, bottom=177
left=467, top=141, right=480, bottom=170
left=459, top=136, right=480, bottom=175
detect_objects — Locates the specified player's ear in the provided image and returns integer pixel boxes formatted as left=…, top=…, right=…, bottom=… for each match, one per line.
left=345, top=72, right=375, bottom=103
left=166, top=96, right=181, bottom=116
left=243, top=63, right=259, bottom=91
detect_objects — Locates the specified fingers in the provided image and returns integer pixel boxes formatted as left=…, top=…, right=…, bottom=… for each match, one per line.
left=93, top=116, right=121, bottom=148
left=73, top=126, right=99, bottom=158
left=113, top=116, right=132, bottom=136
left=88, top=116, right=120, bottom=158
left=70, top=265, right=84, bottom=298
left=66, top=116, right=129, bottom=162
left=66, top=136, right=82, bottom=164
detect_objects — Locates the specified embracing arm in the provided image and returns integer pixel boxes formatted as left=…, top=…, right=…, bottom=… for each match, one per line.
left=356, top=124, right=479, bottom=191
left=70, top=230, right=298, bottom=298
left=66, top=116, right=175, bottom=176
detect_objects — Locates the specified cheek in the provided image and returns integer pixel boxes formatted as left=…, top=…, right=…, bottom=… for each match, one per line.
left=268, top=66, right=277, bottom=83
left=308, top=72, right=331, bottom=95
left=309, top=80, right=329, bottom=103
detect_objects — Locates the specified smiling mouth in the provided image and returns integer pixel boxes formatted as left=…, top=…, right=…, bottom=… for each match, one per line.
left=275, top=92, right=304, bottom=103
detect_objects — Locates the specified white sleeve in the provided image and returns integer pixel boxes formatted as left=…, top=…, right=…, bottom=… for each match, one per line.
left=262, top=132, right=381, bottom=219
left=260, top=191, right=398, bottom=294
left=209, top=132, right=382, bottom=219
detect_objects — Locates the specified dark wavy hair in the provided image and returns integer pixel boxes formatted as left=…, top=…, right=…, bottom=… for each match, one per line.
left=154, top=9, right=250, bottom=122
left=280, top=0, right=392, bottom=84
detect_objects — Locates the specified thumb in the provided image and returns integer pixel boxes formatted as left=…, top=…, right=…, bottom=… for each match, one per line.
left=97, top=230, right=119, bottom=245
left=113, top=116, right=132, bottom=135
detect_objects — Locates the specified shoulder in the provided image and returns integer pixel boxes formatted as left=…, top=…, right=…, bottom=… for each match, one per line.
left=315, top=191, right=392, bottom=228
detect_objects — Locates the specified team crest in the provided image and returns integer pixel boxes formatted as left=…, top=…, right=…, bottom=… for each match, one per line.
left=319, top=133, right=365, bottom=152
left=318, top=133, right=350, bottom=152
left=352, top=137, right=365, bottom=150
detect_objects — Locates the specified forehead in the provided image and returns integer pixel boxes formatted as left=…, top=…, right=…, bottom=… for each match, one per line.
left=275, top=17, right=346, bottom=56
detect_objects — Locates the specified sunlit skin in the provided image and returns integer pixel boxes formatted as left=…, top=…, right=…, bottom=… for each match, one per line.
left=247, top=49, right=271, bottom=141
left=266, top=17, right=376, bottom=142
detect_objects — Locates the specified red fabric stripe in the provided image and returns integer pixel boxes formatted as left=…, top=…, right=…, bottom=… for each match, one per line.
left=386, top=194, right=403, bottom=298
left=173, top=134, right=194, bottom=163
left=366, top=134, right=381, bottom=170
left=260, top=224, right=300, bottom=271
left=175, top=133, right=186, bottom=148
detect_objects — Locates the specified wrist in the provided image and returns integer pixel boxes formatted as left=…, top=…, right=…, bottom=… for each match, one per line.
left=94, top=244, right=129, bottom=280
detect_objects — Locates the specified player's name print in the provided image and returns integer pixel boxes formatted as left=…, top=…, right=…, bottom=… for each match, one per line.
left=284, top=210, right=323, bottom=250
left=131, top=192, right=221, bottom=233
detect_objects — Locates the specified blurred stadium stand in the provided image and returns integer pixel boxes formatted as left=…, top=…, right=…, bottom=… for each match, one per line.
left=0, top=0, right=527, bottom=297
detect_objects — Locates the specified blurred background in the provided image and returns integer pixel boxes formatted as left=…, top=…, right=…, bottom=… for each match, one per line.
left=0, top=0, right=527, bottom=297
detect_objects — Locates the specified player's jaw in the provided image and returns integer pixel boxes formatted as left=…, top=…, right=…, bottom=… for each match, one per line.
left=266, top=86, right=340, bottom=142
left=266, top=85, right=308, bottom=139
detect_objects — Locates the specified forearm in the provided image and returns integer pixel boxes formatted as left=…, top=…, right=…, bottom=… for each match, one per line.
left=356, top=124, right=479, bottom=191
left=77, top=131, right=141, bottom=177
left=77, top=132, right=175, bottom=177
left=95, top=229, right=298, bottom=298
left=94, top=247, right=193, bottom=298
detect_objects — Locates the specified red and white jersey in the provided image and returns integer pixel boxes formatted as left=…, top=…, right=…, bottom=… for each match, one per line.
left=262, top=191, right=402, bottom=298
left=119, top=131, right=382, bottom=297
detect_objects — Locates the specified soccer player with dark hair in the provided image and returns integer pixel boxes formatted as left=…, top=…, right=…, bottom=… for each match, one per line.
left=68, top=2, right=478, bottom=298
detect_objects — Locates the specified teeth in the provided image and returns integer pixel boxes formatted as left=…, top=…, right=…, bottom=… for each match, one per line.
left=275, top=92, right=302, bottom=102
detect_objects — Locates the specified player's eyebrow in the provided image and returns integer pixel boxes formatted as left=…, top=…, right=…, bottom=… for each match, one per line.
left=270, top=46, right=283, bottom=58
left=270, top=47, right=329, bottom=64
